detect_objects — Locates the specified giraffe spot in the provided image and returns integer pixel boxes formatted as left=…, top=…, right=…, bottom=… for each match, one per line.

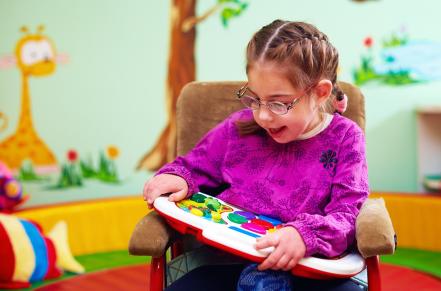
left=17, top=141, right=27, bottom=148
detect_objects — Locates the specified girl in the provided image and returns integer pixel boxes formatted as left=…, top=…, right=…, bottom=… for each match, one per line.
left=143, top=20, right=368, bottom=291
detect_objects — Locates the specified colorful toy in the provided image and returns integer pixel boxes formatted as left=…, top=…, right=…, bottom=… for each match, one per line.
left=0, top=161, right=28, bottom=212
left=0, top=213, right=84, bottom=289
left=154, top=192, right=365, bottom=279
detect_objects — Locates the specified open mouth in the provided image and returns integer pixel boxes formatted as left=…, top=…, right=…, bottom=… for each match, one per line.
left=268, top=126, right=286, bottom=135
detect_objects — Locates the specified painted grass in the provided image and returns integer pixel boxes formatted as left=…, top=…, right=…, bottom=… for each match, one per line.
left=381, top=247, right=441, bottom=278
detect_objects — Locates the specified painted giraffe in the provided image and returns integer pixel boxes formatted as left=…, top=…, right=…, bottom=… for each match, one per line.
left=0, top=26, right=66, bottom=172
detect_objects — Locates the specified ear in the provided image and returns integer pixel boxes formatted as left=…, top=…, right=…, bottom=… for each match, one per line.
left=312, top=79, right=332, bottom=105
left=0, top=55, right=16, bottom=69
left=55, top=53, right=70, bottom=65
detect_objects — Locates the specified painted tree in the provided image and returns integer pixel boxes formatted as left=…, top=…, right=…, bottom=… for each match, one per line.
left=137, top=0, right=248, bottom=171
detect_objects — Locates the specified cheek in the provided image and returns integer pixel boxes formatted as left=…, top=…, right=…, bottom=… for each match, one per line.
left=285, top=115, right=307, bottom=130
left=283, top=109, right=314, bottom=134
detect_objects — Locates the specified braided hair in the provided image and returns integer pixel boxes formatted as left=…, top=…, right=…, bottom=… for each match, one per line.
left=237, top=20, right=345, bottom=135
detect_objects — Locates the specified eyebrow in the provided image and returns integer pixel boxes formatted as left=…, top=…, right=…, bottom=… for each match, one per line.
left=247, top=87, right=294, bottom=100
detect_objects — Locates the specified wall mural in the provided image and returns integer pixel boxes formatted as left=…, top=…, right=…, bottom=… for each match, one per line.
left=0, top=26, right=61, bottom=172
left=137, top=0, right=249, bottom=171
left=0, top=26, right=122, bottom=198
left=353, top=28, right=441, bottom=86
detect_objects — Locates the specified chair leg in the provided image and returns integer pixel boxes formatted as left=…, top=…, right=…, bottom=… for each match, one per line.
left=366, top=256, right=381, bottom=291
left=150, top=256, right=166, bottom=291
left=171, top=240, right=183, bottom=259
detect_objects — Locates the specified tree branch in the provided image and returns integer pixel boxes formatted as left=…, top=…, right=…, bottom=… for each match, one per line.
left=182, top=3, right=222, bottom=32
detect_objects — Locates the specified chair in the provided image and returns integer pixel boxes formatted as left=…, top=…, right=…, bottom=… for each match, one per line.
left=129, top=81, right=395, bottom=291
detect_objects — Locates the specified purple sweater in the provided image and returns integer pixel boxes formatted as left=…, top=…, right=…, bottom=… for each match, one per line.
left=157, top=109, right=369, bottom=257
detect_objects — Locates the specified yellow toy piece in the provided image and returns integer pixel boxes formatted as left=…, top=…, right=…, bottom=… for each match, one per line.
left=211, top=211, right=222, bottom=222
left=180, top=199, right=205, bottom=208
left=189, top=207, right=204, bottom=217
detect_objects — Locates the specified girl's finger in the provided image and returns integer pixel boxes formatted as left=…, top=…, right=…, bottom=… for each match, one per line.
left=146, top=187, right=163, bottom=205
left=282, top=258, right=298, bottom=271
left=258, top=244, right=284, bottom=270
left=274, top=254, right=291, bottom=270
left=168, top=189, right=186, bottom=201
left=255, top=234, right=278, bottom=250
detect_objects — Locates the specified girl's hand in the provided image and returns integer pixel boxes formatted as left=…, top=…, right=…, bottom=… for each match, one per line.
left=142, top=174, right=189, bottom=208
left=255, top=226, right=306, bottom=271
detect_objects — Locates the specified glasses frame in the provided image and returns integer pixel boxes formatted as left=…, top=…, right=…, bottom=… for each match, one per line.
left=236, top=84, right=302, bottom=115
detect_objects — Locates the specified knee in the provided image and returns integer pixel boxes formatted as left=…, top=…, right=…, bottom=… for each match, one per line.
left=237, top=264, right=293, bottom=291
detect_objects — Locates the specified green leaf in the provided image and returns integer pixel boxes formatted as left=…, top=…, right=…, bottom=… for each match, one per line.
left=219, top=0, right=248, bottom=27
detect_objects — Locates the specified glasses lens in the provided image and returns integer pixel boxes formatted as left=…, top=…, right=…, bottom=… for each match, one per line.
left=268, top=102, right=288, bottom=115
left=240, top=95, right=260, bottom=110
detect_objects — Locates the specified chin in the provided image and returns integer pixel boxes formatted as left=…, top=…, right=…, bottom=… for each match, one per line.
left=269, top=135, right=296, bottom=144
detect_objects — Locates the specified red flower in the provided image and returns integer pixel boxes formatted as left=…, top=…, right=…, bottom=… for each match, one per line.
left=364, top=36, right=373, bottom=48
left=67, top=150, right=78, bottom=162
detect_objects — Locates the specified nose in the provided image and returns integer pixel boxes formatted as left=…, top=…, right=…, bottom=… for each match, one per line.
left=257, top=105, right=274, bottom=123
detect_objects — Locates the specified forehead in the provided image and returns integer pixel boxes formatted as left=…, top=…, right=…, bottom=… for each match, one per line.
left=247, top=62, right=300, bottom=94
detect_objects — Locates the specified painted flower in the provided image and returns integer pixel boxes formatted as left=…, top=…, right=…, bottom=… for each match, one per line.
left=363, top=36, right=373, bottom=48
left=107, top=145, right=119, bottom=160
left=320, top=150, right=338, bottom=169
left=67, top=149, right=78, bottom=162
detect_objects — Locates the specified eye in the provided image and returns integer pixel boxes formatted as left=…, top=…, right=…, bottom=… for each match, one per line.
left=21, top=41, right=40, bottom=65
left=268, top=101, right=287, bottom=113
left=20, top=40, right=54, bottom=65
left=239, top=95, right=260, bottom=109
left=39, top=40, right=54, bottom=59
left=268, top=102, right=287, bottom=110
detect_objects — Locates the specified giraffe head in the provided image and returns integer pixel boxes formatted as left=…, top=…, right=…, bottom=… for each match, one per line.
left=15, top=25, right=57, bottom=77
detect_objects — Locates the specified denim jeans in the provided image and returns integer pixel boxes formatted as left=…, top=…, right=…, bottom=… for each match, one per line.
left=237, top=263, right=364, bottom=291
left=237, top=263, right=294, bottom=291
left=165, top=263, right=364, bottom=291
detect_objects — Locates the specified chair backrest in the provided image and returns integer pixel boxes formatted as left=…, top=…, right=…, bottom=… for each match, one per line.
left=176, top=81, right=365, bottom=156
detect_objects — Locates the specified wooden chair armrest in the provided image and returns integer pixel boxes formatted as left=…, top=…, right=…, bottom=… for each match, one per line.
left=128, top=211, right=177, bottom=258
left=356, top=198, right=396, bottom=258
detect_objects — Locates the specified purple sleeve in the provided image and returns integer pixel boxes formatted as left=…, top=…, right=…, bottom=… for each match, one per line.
left=155, top=116, right=233, bottom=196
left=287, top=125, right=369, bottom=257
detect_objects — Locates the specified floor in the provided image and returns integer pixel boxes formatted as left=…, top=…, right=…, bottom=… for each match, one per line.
left=33, top=263, right=441, bottom=291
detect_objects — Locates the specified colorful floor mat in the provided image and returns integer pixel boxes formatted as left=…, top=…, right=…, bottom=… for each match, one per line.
left=380, top=263, right=441, bottom=291
left=34, top=263, right=441, bottom=291
left=10, top=248, right=440, bottom=291
left=35, top=265, right=150, bottom=291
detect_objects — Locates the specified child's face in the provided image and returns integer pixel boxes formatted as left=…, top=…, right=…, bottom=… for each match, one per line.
left=247, top=62, right=323, bottom=143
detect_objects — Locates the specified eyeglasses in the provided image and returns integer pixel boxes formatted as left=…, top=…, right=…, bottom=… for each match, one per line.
left=236, top=84, right=301, bottom=115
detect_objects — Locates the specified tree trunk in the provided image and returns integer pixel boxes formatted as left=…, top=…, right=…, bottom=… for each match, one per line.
left=137, top=0, right=196, bottom=171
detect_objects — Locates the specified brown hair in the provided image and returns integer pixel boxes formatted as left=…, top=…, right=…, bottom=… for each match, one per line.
left=236, top=20, right=344, bottom=135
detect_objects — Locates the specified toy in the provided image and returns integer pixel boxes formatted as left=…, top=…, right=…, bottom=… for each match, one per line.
left=154, top=192, right=365, bottom=279
left=0, top=213, right=84, bottom=289
left=0, top=161, right=28, bottom=212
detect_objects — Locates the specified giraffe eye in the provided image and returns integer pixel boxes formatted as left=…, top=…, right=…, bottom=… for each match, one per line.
left=20, top=40, right=54, bottom=65
left=21, top=41, right=40, bottom=65
left=39, top=41, right=54, bottom=59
